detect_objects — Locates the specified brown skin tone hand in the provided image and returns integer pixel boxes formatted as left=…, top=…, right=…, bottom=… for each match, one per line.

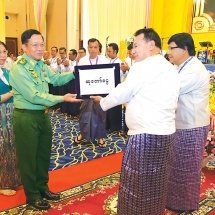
left=90, top=96, right=102, bottom=103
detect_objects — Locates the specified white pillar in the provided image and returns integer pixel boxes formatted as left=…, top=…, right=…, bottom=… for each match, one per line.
left=0, top=0, right=6, bottom=42
left=67, top=0, right=79, bottom=51
left=82, top=0, right=88, bottom=50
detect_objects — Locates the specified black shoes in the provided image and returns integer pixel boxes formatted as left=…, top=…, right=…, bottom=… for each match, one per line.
left=26, top=198, right=51, bottom=210
left=26, top=191, right=60, bottom=210
left=41, top=190, right=60, bottom=201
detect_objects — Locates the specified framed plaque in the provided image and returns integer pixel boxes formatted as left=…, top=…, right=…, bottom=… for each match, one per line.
left=197, top=50, right=208, bottom=63
left=74, top=63, right=120, bottom=99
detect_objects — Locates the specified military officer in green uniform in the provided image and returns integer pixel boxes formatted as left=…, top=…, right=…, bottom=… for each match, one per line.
left=9, top=29, right=82, bottom=210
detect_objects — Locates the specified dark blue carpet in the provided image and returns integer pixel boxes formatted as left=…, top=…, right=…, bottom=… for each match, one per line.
left=49, top=110, right=127, bottom=171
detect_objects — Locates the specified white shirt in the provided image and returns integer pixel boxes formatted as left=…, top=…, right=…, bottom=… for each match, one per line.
left=121, top=56, right=135, bottom=81
left=100, top=55, right=180, bottom=135
left=68, top=59, right=76, bottom=72
left=78, top=55, right=109, bottom=65
left=17, top=55, right=23, bottom=60
left=109, top=57, right=126, bottom=82
left=125, top=56, right=135, bottom=68
left=4, top=57, right=13, bottom=70
left=176, top=56, right=210, bottom=129
left=57, top=58, right=70, bottom=73
left=49, top=57, right=58, bottom=72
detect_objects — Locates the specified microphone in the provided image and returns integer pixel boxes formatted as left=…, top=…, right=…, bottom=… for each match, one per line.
left=106, top=36, right=110, bottom=40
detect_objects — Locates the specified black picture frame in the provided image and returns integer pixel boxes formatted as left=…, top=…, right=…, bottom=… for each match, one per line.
left=197, top=50, right=208, bottom=63
left=74, top=63, right=120, bottom=99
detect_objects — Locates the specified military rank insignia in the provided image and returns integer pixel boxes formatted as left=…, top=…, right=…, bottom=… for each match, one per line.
left=18, top=58, right=27, bottom=65
left=29, top=68, right=39, bottom=78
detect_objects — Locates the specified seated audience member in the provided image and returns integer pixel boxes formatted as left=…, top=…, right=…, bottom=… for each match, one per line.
left=57, top=47, right=69, bottom=73
left=57, top=47, right=74, bottom=114
left=76, top=47, right=86, bottom=65
left=106, top=42, right=123, bottom=132
left=45, top=46, right=60, bottom=110
left=66, top=49, right=80, bottom=116
left=43, top=50, right=50, bottom=61
left=120, top=43, right=135, bottom=75
left=68, top=49, right=77, bottom=71
left=4, top=52, right=14, bottom=70
left=46, top=46, right=58, bottom=72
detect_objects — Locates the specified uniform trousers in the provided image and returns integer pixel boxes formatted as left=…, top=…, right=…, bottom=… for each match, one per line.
left=13, top=108, right=52, bottom=200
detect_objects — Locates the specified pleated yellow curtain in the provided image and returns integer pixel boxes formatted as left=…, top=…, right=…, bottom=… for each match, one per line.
left=67, top=0, right=79, bottom=51
left=33, top=0, right=48, bottom=33
left=82, top=0, right=149, bottom=61
left=0, top=0, right=6, bottom=42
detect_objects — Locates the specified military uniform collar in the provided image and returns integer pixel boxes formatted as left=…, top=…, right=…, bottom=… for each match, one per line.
left=22, top=53, right=44, bottom=69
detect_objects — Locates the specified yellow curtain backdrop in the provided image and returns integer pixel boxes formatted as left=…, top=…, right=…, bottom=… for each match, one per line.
left=150, top=0, right=193, bottom=51
left=33, top=0, right=48, bottom=34
left=67, top=0, right=79, bottom=51
left=82, top=0, right=149, bottom=61
left=0, top=0, right=6, bottom=42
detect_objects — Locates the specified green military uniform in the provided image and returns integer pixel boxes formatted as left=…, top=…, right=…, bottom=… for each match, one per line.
left=9, top=53, right=75, bottom=201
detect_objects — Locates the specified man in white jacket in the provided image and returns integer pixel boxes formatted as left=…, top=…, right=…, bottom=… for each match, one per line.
left=166, top=32, right=210, bottom=213
left=91, top=28, right=180, bottom=215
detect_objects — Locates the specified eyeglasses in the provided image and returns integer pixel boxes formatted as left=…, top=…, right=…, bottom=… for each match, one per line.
left=78, top=51, right=85, bottom=54
left=27, top=43, right=45, bottom=48
left=0, top=50, right=8, bottom=55
left=168, top=46, right=180, bottom=51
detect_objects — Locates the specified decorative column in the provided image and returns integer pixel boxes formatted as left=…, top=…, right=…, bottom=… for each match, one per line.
left=0, top=0, right=6, bottom=42
left=67, top=0, right=79, bottom=51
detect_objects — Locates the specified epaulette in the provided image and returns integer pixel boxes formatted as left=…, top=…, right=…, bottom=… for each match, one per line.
left=18, top=58, right=27, bottom=65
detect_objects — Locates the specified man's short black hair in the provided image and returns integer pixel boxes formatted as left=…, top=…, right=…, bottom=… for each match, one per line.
left=79, top=47, right=86, bottom=53
left=127, top=43, right=133, bottom=50
left=51, top=46, right=58, bottom=52
left=108, top=43, right=119, bottom=54
left=59, top=47, right=66, bottom=53
left=21, top=29, right=43, bottom=44
left=134, top=28, right=161, bottom=49
left=88, top=38, right=100, bottom=45
left=168, top=33, right=196, bottom=56
left=69, top=49, right=77, bottom=56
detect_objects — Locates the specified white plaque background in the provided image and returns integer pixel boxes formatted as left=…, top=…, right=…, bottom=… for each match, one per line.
left=79, top=67, right=115, bottom=95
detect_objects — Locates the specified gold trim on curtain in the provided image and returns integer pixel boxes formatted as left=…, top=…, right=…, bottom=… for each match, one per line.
left=33, top=0, right=48, bottom=33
